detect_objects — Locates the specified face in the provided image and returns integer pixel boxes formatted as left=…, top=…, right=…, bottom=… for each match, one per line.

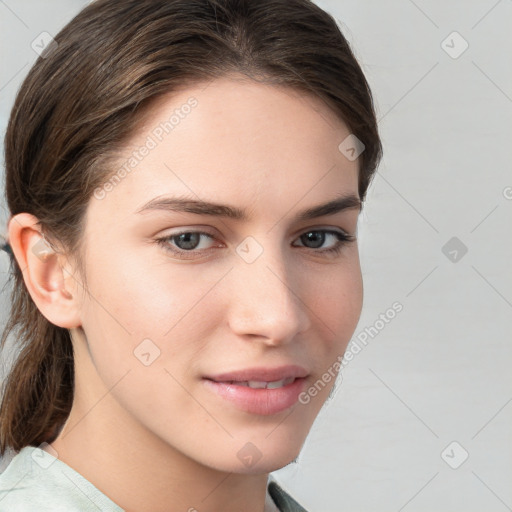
left=72, top=74, right=363, bottom=473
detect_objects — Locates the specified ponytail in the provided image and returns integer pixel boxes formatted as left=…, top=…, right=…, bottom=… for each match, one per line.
left=0, top=256, right=74, bottom=455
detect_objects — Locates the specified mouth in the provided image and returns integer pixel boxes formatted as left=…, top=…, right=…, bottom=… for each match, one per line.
left=221, top=377, right=296, bottom=389
left=204, top=364, right=309, bottom=384
left=202, top=365, right=309, bottom=415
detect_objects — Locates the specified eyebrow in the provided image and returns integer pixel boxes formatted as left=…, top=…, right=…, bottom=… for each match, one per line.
left=135, top=193, right=362, bottom=221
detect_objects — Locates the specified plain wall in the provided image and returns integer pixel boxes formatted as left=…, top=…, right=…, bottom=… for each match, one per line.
left=1, top=1, right=511, bottom=511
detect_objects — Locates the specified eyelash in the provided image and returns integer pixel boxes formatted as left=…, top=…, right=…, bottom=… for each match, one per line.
left=155, top=229, right=355, bottom=260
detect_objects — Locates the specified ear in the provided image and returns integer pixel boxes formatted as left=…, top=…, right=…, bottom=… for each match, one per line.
left=7, top=212, right=83, bottom=329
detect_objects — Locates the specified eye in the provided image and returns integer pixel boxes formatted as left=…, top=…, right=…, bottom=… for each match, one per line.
left=156, top=231, right=217, bottom=259
left=293, top=229, right=355, bottom=256
left=155, top=228, right=355, bottom=260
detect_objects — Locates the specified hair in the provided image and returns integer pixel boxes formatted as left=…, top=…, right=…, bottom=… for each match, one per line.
left=0, top=0, right=382, bottom=456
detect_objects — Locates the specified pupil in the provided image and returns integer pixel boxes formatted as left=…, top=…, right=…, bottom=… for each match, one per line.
left=303, top=231, right=324, bottom=248
left=177, top=233, right=200, bottom=250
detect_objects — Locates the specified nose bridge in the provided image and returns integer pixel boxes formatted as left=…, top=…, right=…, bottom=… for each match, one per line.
left=227, top=235, right=310, bottom=342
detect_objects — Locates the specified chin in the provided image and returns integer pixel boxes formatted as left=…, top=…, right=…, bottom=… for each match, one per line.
left=227, top=436, right=306, bottom=475
left=224, top=451, right=301, bottom=475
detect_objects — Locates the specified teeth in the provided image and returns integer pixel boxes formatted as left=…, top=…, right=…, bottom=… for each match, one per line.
left=248, top=381, right=268, bottom=389
left=266, top=379, right=287, bottom=389
left=232, top=377, right=295, bottom=389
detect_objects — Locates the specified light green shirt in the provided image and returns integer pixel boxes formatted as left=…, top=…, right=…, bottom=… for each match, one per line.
left=0, top=446, right=308, bottom=512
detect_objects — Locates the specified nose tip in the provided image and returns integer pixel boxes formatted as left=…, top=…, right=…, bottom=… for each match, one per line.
left=227, top=259, right=311, bottom=345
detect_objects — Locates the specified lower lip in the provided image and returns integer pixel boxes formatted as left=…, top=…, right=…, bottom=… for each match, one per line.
left=203, top=377, right=307, bottom=416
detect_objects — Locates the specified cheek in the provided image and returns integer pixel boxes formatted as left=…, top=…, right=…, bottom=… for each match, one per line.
left=78, top=248, right=227, bottom=376
left=76, top=255, right=223, bottom=428
left=296, top=260, right=362, bottom=415
left=310, top=256, right=363, bottom=347
left=84, top=251, right=183, bottom=328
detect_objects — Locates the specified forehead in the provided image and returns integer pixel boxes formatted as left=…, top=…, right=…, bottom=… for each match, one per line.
left=87, top=75, right=359, bottom=228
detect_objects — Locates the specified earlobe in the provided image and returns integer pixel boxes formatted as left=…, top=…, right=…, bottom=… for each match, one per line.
left=7, top=212, right=82, bottom=329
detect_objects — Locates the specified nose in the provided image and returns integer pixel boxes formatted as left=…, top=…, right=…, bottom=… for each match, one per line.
left=227, top=243, right=311, bottom=346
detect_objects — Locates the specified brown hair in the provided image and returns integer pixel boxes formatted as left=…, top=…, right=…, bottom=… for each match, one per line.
left=0, top=0, right=382, bottom=455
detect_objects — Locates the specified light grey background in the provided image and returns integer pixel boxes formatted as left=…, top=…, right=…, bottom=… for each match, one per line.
left=1, top=1, right=511, bottom=511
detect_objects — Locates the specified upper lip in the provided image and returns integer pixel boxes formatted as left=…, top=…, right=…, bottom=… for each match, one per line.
left=205, top=365, right=309, bottom=383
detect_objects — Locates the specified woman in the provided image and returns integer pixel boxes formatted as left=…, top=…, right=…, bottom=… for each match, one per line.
left=0, top=0, right=382, bottom=510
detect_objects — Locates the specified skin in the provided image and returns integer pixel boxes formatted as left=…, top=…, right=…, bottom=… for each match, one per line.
left=8, top=74, right=363, bottom=512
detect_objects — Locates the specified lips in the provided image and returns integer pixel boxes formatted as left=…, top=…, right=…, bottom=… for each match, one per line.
left=231, top=377, right=296, bottom=389
left=204, top=364, right=309, bottom=384
left=202, top=365, right=309, bottom=415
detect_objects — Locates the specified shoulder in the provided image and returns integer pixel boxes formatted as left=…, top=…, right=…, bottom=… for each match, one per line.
left=267, top=475, right=310, bottom=512
left=1, top=447, right=309, bottom=512
left=0, top=445, right=123, bottom=512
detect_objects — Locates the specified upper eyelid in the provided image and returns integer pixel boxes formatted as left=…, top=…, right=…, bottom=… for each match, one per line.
left=162, top=226, right=352, bottom=239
